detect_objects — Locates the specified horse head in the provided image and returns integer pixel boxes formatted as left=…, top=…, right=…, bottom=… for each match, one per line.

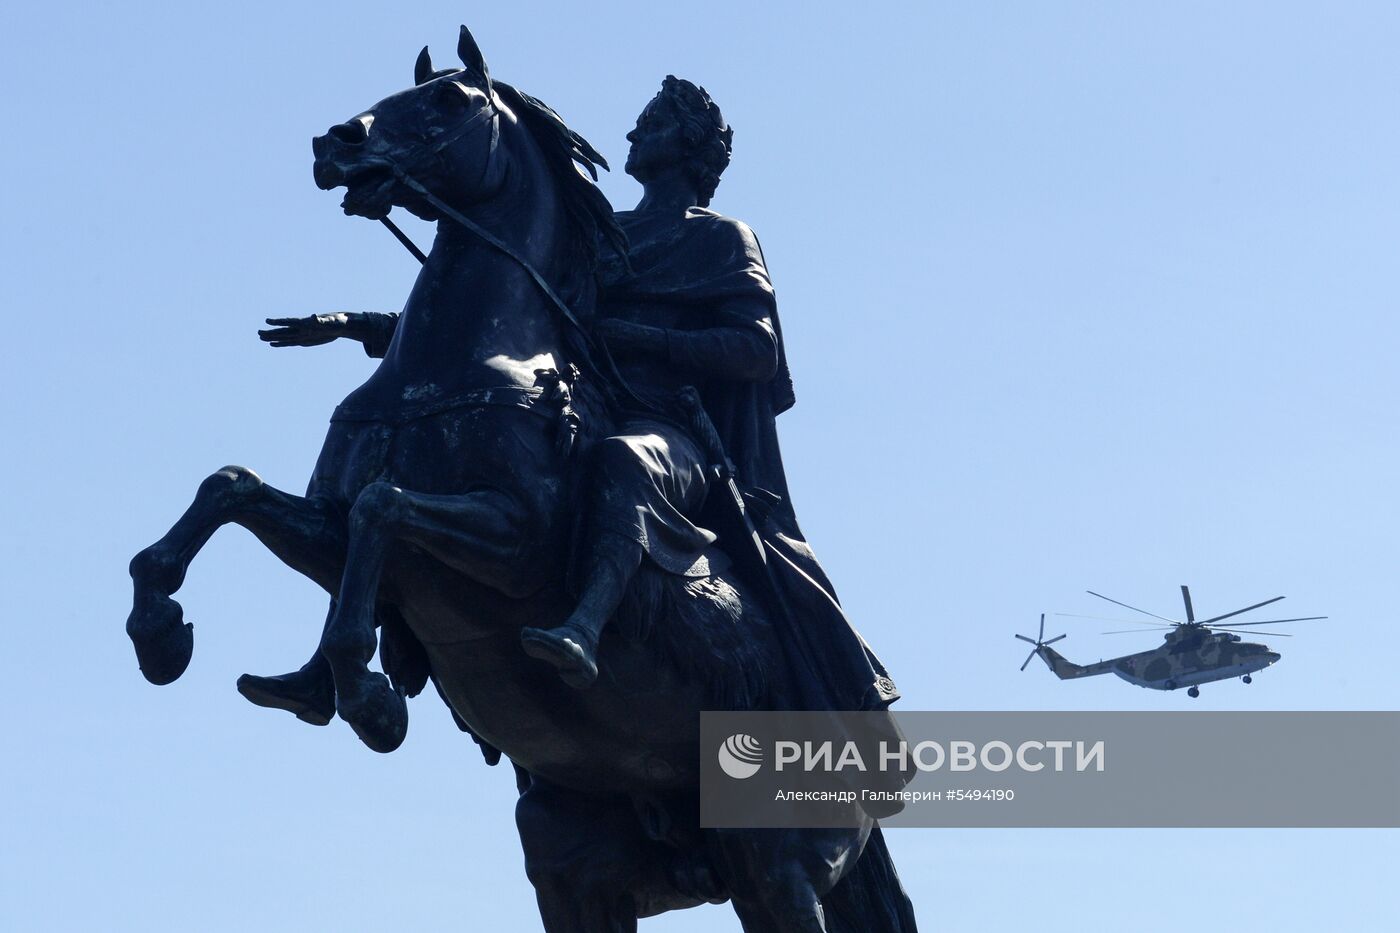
left=312, top=25, right=512, bottom=221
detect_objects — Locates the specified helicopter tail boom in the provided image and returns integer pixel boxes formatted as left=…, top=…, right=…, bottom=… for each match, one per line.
left=1036, top=644, right=1118, bottom=680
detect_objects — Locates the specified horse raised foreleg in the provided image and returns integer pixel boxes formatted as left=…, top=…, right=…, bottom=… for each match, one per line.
left=128, top=466, right=347, bottom=685
left=321, top=481, right=535, bottom=753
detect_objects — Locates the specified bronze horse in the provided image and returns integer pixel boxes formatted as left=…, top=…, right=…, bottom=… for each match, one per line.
left=126, top=26, right=915, bottom=932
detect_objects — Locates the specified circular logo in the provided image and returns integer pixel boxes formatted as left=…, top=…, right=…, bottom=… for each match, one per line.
left=718, top=733, right=763, bottom=780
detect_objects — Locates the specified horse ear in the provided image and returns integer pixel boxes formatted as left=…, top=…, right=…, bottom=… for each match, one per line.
left=415, top=46, right=435, bottom=85
left=457, top=25, right=492, bottom=91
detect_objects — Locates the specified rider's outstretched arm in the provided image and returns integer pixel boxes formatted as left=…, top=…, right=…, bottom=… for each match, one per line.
left=258, top=312, right=401, bottom=358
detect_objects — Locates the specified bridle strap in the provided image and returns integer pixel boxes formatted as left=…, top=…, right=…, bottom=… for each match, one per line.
left=376, top=91, right=499, bottom=269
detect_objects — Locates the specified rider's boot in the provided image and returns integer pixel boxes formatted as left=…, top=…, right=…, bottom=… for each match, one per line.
left=236, top=651, right=337, bottom=726
left=520, top=531, right=643, bottom=689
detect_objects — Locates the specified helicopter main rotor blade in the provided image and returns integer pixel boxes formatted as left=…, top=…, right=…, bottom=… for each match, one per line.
left=1015, top=633, right=1038, bottom=644
left=1196, top=596, right=1285, bottom=626
left=1042, top=634, right=1067, bottom=646
left=1213, top=626, right=1294, bottom=637
left=1086, top=590, right=1180, bottom=624
left=1204, top=616, right=1327, bottom=627
left=1102, top=628, right=1173, bottom=635
left=1020, top=649, right=1039, bottom=671
left=1181, top=585, right=1195, bottom=623
left=1053, top=613, right=1176, bottom=627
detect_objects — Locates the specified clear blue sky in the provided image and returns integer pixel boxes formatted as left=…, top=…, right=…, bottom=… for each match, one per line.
left=2, top=2, right=1395, bottom=930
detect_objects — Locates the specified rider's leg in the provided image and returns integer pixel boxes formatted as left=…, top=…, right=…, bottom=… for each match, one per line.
left=519, top=427, right=711, bottom=689
left=520, top=530, right=642, bottom=688
left=128, top=465, right=347, bottom=686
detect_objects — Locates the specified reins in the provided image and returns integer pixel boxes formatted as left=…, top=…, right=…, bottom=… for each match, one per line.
left=378, top=216, right=428, bottom=264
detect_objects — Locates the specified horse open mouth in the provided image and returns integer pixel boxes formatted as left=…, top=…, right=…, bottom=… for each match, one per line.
left=339, top=167, right=397, bottom=218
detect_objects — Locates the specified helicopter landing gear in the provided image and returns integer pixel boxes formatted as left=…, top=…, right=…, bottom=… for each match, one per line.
left=1187, top=686, right=1200, bottom=698
left=1243, top=675, right=1252, bottom=684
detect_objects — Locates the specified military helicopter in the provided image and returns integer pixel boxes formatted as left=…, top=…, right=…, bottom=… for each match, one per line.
left=1015, top=586, right=1326, bottom=697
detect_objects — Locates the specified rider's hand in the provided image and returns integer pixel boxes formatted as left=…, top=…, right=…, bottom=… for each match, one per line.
left=259, top=314, right=355, bottom=348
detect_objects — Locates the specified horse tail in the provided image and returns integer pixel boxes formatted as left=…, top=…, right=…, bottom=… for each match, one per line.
left=820, top=825, right=919, bottom=933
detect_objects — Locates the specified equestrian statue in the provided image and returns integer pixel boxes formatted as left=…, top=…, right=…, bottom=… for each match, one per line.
left=127, top=25, right=915, bottom=932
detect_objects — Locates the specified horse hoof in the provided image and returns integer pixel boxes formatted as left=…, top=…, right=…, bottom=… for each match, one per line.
left=127, top=593, right=194, bottom=685
left=338, top=672, right=407, bottom=753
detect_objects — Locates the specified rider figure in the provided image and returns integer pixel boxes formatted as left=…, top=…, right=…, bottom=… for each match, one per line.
left=517, top=76, right=780, bottom=687
left=243, top=77, right=897, bottom=717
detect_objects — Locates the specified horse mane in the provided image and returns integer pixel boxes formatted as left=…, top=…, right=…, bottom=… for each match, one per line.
left=417, top=66, right=627, bottom=278
left=492, top=80, right=629, bottom=275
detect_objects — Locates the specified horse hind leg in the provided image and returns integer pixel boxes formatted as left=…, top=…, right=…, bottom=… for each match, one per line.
left=516, top=778, right=716, bottom=933
left=707, top=827, right=873, bottom=933
left=517, top=781, right=643, bottom=933
left=128, top=465, right=346, bottom=685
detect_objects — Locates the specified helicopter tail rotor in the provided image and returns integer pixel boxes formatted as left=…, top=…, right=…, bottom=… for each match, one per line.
left=1015, top=613, right=1067, bottom=671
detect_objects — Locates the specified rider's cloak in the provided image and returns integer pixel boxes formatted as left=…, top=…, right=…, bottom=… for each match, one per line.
left=598, top=208, right=899, bottom=711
